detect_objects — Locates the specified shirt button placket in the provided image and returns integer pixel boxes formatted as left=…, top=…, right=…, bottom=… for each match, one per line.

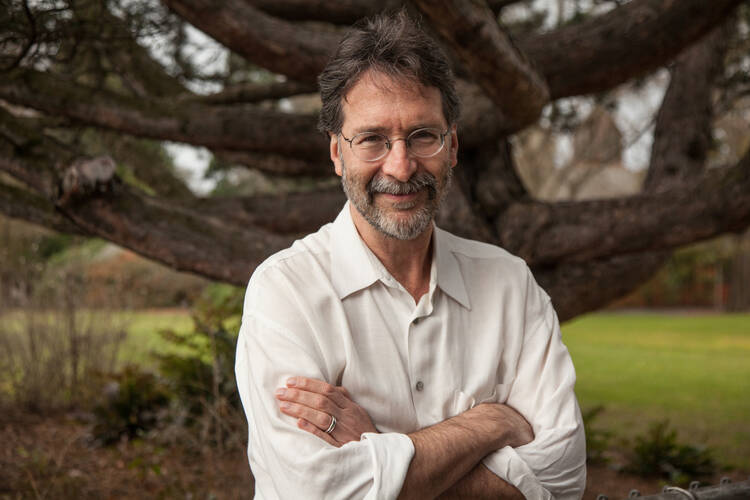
left=408, top=313, right=431, bottom=426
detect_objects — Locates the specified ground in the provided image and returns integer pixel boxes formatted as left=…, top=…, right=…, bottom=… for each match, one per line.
left=1, top=409, right=747, bottom=499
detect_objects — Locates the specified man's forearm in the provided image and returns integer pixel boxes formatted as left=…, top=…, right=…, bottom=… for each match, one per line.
left=437, top=464, right=524, bottom=500
left=398, top=403, right=532, bottom=500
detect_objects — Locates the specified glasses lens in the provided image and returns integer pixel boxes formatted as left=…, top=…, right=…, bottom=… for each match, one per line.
left=351, top=133, right=388, bottom=161
left=408, top=128, right=444, bottom=157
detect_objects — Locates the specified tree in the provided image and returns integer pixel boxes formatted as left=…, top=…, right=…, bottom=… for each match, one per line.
left=1, top=0, right=749, bottom=321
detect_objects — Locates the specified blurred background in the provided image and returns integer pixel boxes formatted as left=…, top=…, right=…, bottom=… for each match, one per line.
left=1, top=0, right=749, bottom=498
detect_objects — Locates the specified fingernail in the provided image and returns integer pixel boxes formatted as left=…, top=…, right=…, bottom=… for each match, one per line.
left=275, top=388, right=286, bottom=397
left=286, top=377, right=297, bottom=387
left=279, top=401, right=290, bottom=409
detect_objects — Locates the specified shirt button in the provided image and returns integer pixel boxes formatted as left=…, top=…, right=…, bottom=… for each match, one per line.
left=415, top=381, right=424, bottom=391
left=412, top=317, right=420, bottom=325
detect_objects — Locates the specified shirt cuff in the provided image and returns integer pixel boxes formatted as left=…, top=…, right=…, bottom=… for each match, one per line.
left=360, top=432, right=415, bottom=500
left=482, top=446, right=552, bottom=500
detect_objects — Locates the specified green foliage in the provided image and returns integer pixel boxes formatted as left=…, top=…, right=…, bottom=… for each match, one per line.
left=155, top=289, right=242, bottom=416
left=625, top=420, right=716, bottom=484
left=93, top=287, right=244, bottom=448
left=92, top=366, right=171, bottom=445
left=564, top=312, right=750, bottom=469
left=581, top=405, right=613, bottom=464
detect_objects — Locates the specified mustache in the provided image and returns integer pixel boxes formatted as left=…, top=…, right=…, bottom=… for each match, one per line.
left=367, top=172, right=438, bottom=199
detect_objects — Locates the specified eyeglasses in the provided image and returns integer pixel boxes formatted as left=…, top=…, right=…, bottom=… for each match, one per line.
left=340, top=128, right=450, bottom=162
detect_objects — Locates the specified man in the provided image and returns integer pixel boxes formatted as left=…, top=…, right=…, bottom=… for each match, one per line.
left=235, top=10, right=586, bottom=499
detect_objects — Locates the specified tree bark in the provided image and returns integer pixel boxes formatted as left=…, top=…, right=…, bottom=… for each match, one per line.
left=163, top=0, right=342, bottom=84
left=521, top=0, right=744, bottom=99
left=0, top=69, right=327, bottom=160
left=413, top=0, right=549, bottom=131
left=498, top=155, right=750, bottom=266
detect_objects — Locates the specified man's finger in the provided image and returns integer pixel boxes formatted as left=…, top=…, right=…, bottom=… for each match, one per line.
left=276, top=387, right=341, bottom=412
left=286, top=376, right=349, bottom=407
left=297, top=418, right=340, bottom=447
left=278, top=400, right=336, bottom=431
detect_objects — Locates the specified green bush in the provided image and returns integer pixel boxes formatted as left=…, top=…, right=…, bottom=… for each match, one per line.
left=92, top=287, right=244, bottom=449
left=625, top=420, right=715, bottom=484
left=581, top=405, right=613, bottom=464
left=92, top=365, right=171, bottom=445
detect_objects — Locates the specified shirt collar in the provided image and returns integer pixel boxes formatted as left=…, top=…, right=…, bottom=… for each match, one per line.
left=330, top=202, right=382, bottom=299
left=330, top=202, right=471, bottom=309
left=433, top=226, right=471, bottom=309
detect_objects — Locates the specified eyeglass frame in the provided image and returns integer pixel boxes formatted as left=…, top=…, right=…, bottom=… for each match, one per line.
left=339, top=127, right=451, bottom=162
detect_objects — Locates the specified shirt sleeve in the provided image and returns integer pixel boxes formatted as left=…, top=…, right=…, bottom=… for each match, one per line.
left=235, top=305, right=414, bottom=500
left=481, top=267, right=587, bottom=499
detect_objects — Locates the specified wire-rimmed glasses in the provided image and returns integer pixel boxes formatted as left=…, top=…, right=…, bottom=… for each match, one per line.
left=340, top=128, right=449, bottom=162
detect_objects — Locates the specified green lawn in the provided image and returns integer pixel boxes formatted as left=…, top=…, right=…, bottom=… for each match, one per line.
left=562, top=312, right=750, bottom=469
left=120, top=309, right=196, bottom=364
left=0, top=308, right=194, bottom=368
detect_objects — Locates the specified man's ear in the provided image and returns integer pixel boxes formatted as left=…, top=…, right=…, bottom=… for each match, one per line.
left=449, top=123, right=459, bottom=168
left=330, top=134, right=343, bottom=177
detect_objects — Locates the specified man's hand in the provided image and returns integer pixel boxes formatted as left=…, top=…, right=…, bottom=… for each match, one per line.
left=275, top=376, right=378, bottom=447
left=465, top=402, right=534, bottom=449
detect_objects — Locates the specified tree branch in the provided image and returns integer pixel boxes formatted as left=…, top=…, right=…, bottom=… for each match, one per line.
left=497, top=25, right=745, bottom=268
left=163, top=0, right=342, bottom=84
left=498, top=155, right=750, bottom=266
left=413, top=0, right=549, bottom=131
left=195, top=188, right=345, bottom=234
left=182, top=80, right=318, bottom=105
left=58, top=178, right=294, bottom=285
left=520, top=0, right=744, bottom=99
left=644, top=26, right=728, bottom=192
left=95, top=7, right=188, bottom=99
left=0, top=69, right=327, bottom=161
left=0, top=180, right=86, bottom=235
left=535, top=250, right=671, bottom=322
left=246, top=0, right=401, bottom=24
left=214, top=150, right=333, bottom=176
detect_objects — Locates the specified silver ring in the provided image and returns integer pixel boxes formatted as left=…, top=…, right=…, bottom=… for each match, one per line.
left=325, top=415, right=337, bottom=434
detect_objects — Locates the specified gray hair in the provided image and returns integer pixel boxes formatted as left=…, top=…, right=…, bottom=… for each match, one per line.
left=317, top=9, right=460, bottom=135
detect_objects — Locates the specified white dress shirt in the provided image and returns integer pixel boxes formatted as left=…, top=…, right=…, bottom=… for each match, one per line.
left=235, top=203, right=586, bottom=499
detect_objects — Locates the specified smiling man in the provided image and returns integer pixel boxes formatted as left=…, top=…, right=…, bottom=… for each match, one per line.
left=235, top=10, right=586, bottom=500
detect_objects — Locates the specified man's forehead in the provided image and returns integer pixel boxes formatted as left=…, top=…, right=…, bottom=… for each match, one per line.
left=347, top=70, right=428, bottom=99
left=341, top=70, right=444, bottom=128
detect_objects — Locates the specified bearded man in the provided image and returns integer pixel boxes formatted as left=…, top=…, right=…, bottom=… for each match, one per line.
left=235, top=10, right=586, bottom=500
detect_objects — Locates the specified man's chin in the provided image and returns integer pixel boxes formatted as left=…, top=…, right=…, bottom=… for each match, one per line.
left=369, top=208, right=434, bottom=240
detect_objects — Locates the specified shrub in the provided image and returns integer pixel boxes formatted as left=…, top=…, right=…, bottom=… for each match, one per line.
left=625, top=420, right=715, bottom=484
left=92, top=366, right=171, bottom=445
left=582, top=405, right=613, bottom=464
left=154, top=288, right=243, bottom=451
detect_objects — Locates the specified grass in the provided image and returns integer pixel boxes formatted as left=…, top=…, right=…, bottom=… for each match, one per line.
left=0, top=308, right=194, bottom=368
left=120, top=309, right=195, bottom=365
left=562, top=311, right=750, bottom=469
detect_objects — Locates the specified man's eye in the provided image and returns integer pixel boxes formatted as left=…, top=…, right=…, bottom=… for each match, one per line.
left=355, top=134, right=384, bottom=146
left=410, top=130, right=439, bottom=141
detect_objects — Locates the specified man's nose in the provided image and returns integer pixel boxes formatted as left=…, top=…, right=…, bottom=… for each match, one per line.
left=381, top=138, right=416, bottom=182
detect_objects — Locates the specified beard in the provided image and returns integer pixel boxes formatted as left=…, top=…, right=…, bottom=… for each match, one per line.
left=341, top=157, right=453, bottom=240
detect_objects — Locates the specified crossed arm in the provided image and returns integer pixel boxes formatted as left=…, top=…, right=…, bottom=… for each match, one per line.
left=275, top=376, right=532, bottom=499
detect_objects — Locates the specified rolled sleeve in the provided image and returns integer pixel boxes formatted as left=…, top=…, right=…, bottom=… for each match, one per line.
left=235, top=313, right=414, bottom=499
left=361, top=432, right=415, bottom=499
left=483, top=269, right=587, bottom=499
